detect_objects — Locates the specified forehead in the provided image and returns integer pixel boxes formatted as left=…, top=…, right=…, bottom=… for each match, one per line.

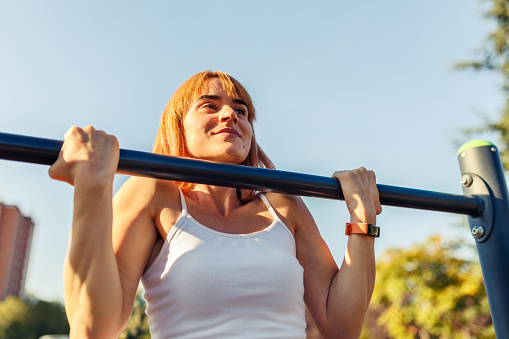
left=199, top=78, right=227, bottom=94
left=197, top=77, right=245, bottom=101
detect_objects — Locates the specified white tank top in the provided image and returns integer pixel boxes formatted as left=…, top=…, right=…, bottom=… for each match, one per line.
left=141, top=191, right=306, bottom=339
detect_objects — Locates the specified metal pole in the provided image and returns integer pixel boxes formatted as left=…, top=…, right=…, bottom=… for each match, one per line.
left=2, top=131, right=505, bottom=332
left=458, top=140, right=509, bottom=338
left=0, top=131, right=482, bottom=215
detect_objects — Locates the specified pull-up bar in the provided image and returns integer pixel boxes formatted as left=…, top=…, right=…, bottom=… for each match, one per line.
left=1, top=131, right=508, bottom=338
left=0, top=132, right=482, bottom=216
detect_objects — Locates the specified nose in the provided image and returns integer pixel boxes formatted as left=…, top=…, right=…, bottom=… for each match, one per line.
left=219, top=106, right=238, bottom=123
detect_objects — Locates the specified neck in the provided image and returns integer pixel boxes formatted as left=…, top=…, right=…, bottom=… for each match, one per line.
left=184, top=184, right=242, bottom=216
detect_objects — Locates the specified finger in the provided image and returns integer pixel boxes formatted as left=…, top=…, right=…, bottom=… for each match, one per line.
left=63, top=126, right=77, bottom=140
left=48, top=161, right=73, bottom=185
left=374, top=189, right=382, bottom=215
left=368, top=169, right=376, bottom=183
left=331, top=170, right=347, bottom=179
left=47, top=164, right=57, bottom=179
left=64, top=125, right=87, bottom=140
left=368, top=170, right=383, bottom=215
left=82, top=125, right=96, bottom=133
left=49, top=128, right=75, bottom=180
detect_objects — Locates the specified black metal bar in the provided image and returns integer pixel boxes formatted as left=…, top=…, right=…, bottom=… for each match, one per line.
left=0, top=132, right=483, bottom=216
left=458, top=141, right=509, bottom=338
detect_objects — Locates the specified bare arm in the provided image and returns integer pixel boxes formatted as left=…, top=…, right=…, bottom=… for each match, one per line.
left=294, top=167, right=381, bottom=339
left=63, top=180, right=123, bottom=338
left=49, top=126, right=158, bottom=338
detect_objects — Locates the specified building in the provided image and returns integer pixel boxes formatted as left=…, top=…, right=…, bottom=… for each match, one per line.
left=0, top=203, right=35, bottom=300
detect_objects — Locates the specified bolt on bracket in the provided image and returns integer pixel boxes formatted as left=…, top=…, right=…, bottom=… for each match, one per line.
left=461, top=173, right=494, bottom=243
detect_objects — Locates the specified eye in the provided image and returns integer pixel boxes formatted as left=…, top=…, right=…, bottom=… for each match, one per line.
left=201, top=103, right=217, bottom=111
left=234, top=108, right=248, bottom=117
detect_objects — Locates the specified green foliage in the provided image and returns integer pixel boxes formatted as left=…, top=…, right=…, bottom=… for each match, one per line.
left=361, top=236, right=494, bottom=338
left=119, top=290, right=150, bottom=339
left=0, top=292, right=149, bottom=339
left=457, top=0, right=509, bottom=168
left=29, top=298, right=70, bottom=338
left=0, top=295, right=69, bottom=339
left=0, top=295, right=31, bottom=339
left=456, top=0, right=509, bottom=80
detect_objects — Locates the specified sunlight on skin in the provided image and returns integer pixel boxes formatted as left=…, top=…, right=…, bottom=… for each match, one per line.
left=345, top=249, right=353, bottom=265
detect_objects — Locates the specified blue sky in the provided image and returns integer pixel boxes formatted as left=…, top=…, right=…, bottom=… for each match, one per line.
left=0, top=1, right=502, bottom=302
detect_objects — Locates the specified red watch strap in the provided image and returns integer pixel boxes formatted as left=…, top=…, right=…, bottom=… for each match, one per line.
left=345, top=223, right=380, bottom=238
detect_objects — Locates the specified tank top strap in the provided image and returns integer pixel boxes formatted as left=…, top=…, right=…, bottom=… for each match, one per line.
left=178, top=188, right=188, bottom=213
left=258, top=193, right=282, bottom=223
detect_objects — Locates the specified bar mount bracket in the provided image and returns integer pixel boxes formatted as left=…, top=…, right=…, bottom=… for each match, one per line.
left=461, top=173, right=494, bottom=243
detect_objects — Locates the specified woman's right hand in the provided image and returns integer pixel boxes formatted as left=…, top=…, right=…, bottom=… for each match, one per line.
left=48, top=125, right=120, bottom=187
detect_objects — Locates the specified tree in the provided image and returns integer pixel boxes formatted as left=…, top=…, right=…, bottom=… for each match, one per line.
left=0, top=295, right=69, bottom=339
left=361, top=236, right=494, bottom=338
left=28, top=298, right=70, bottom=338
left=456, top=0, right=509, bottom=167
left=119, top=290, right=150, bottom=339
left=0, top=295, right=32, bottom=339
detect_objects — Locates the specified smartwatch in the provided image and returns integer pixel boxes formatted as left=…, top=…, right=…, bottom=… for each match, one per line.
left=345, top=223, right=380, bottom=238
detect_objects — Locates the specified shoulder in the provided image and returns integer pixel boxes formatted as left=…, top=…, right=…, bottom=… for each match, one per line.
left=114, top=176, right=180, bottom=205
left=114, top=177, right=181, bottom=217
left=262, top=191, right=303, bottom=210
left=110, top=178, right=182, bottom=303
left=112, top=177, right=182, bottom=261
left=262, top=192, right=314, bottom=233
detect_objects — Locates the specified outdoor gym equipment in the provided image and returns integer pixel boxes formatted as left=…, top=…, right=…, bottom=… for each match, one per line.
left=0, top=132, right=508, bottom=338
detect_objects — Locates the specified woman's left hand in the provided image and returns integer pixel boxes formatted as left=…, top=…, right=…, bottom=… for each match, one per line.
left=332, top=167, right=382, bottom=224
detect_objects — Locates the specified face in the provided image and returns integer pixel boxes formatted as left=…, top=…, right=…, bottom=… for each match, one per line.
left=182, top=78, right=253, bottom=164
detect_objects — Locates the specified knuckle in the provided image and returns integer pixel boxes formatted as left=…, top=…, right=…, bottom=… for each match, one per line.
left=83, top=125, right=96, bottom=133
left=96, top=130, right=107, bottom=138
left=347, top=170, right=356, bottom=178
left=65, top=126, right=80, bottom=140
left=332, top=170, right=342, bottom=178
left=67, top=125, right=79, bottom=134
left=341, top=171, right=354, bottom=180
left=110, top=135, right=119, bottom=147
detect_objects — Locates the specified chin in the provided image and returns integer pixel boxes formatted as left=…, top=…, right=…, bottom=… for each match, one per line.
left=217, top=152, right=249, bottom=165
left=190, top=146, right=249, bottom=164
left=214, top=147, right=249, bottom=164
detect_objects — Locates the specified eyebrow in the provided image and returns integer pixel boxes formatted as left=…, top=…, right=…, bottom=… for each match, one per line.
left=196, top=95, right=248, bottom=107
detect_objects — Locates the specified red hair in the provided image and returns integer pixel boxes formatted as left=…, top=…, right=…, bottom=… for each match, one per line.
left=153, top=71, right=275, bottom=202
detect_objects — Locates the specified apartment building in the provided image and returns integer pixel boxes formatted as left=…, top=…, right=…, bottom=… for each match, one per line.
left=0, top=203, right=34, bottom=300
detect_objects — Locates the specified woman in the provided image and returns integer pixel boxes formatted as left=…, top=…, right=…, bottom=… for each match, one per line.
left=49, top=71, right=382, bottom=339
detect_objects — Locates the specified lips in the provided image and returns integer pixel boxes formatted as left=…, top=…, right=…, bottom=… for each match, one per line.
left=214, top=128, right=240, bottom=137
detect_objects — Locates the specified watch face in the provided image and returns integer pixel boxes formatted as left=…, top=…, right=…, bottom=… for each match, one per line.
left=367, top=224, right=380, bottom=238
